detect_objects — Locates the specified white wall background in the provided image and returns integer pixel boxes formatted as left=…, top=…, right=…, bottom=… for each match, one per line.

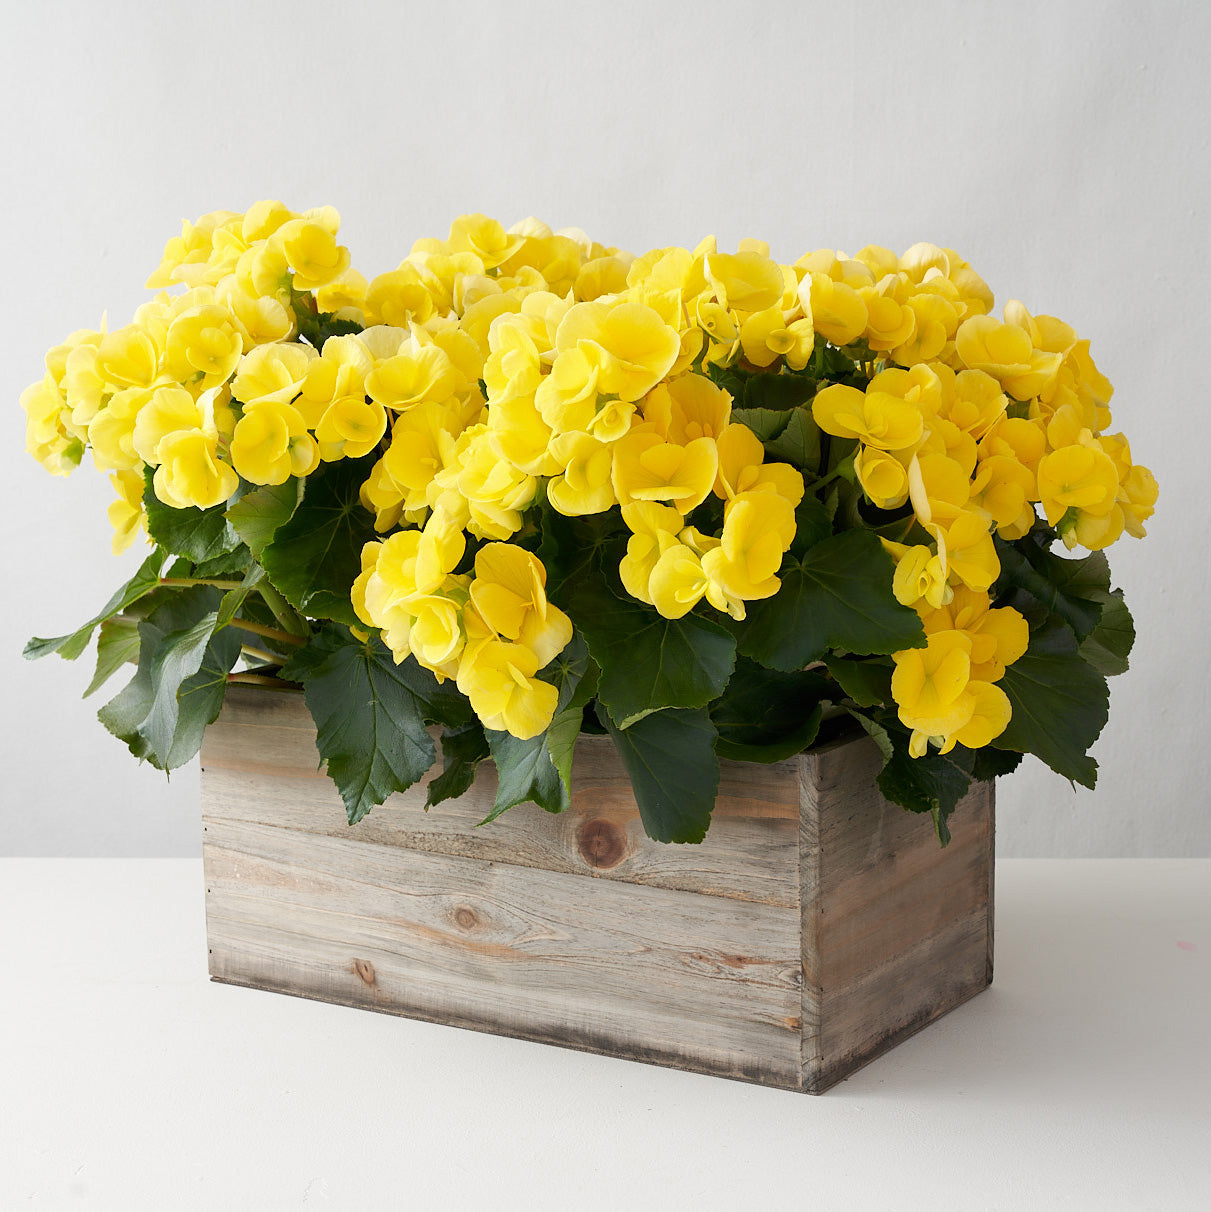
left=1, top=0, right=1205, bottom=857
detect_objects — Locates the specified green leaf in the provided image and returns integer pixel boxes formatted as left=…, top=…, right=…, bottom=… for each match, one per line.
left=740, top=529, right=926, bottom=672
left=570, top=578, right=736, bottom=726
left=83, top=616, right=142, bottom=698
left=141, top=613, right=223, bottom=763
left=225, top=479, right=303, bottom=557
left=844, top=707, right=895, bottom=764
left=282, top=628, right=437, bottom=824
left=970, top=746, right=1023, bottom=782
left=24, top=548, right=166, bottom=662
left=426, top=724, right=490, bottom=809
left=1079, top=588, right=1135, bottom=677
left=217, top=565, right=267, bottom=630
left=742, top=372, right=817, bottom=412
left=97, top=587, right=241, bottom=770
left=788, top=494, right=833, bottom=558
left=542, top=634, right=596, bottom=789
left=764, top=407, right=822, bottom=471
left=730, top=407, right=793, bottom=443
left=259, top=457, right=379, bottom=626
left=143, top=470, right=242, bottom=564
left=599, top=704, right=720, bottom=844
left=824, top=656, right=893, bottom=708
left=482, top=729, right=569, bottom=822
left=993, top=621, right=1110, bottom=789
left=874, top=726, right=973, bottom=847
left=993, top=535, right=1109, bottom=642
left=710, top=657, right=828, bottom=762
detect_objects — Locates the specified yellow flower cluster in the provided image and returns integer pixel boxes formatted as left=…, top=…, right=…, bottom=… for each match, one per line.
left=22, top=206, right=1156, bottom=753
left=797, top=262, right=1155, bottom=755
left=21, top=202, right=352, bottom=546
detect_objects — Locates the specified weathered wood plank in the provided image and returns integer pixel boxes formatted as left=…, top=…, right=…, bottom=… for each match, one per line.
left=799, top=738, right=994, bottom=1093
left=201, top=685, right=800, bottom=907
left=204, top=819, right=803, bottom=1088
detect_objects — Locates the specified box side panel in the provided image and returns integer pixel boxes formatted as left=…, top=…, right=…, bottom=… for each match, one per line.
left=202, top=686, right=800, bottom=908
left=202, top=819, right=803, bottom=1089
left=799, top=738, right=994, bottom=1093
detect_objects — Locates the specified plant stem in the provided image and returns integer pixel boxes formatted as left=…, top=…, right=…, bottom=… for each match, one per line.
left=160, top=577, right=243, bottom=590
left=257, top=582, right=310, bottom=638
left=229, top=617, right=307, bottom=647
left=240, top=644, right=281, bottom=666
left=226, top=672, right=297, bottom=690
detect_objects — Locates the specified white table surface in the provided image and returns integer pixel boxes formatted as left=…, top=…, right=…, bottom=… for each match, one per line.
left=1, top=859, right=1207, bottom=1211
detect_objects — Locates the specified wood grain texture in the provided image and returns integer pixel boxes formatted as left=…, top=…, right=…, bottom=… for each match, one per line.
left=200, top=687, right=994, bottom=1094
left=203, top=685, right=801, bottom=907
left=800, top=739, right=994, bottom=1093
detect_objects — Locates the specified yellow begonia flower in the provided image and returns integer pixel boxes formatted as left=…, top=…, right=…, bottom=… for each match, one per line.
left=365, top=266, right=436, bottom=328
left=648, top=544, right=710, bottom=619
left=856, top=446, right=910, bottom=510
left=447, top=429, right=536, bottom=540
left=296, top=334, right=374, bottom=426
left=447, top=214, right=526, bottom=271
left=979, top=415, right=1046, bottom=476
left=231, top=400, right=320, bottom=484
left=315, top=397, right=387, bottom=461
left=456, top=638, right=559, bottom=740
left=535, top=346, right=601, bottom=434
left=230, top=341, right=315, bottom=408
left=739, top=306, right=814, bottom=369
left=276, top=213, right=350, bottom=292
left=712, top=422, right=805, bottom=506
left=486, top=392, right=559, bottom=478
left=164, top=305, right=243, bottom=389
left=642, top=373, right=732, bottom=445
left=365, top=344, right=461, bottom=411
left=131, top=385, right=203, bottom=466
left=612, top=430, right=719, bottom=514
left=799, top=272, right=868, bottom=346
left=96, top=325, right=160, bottom=390
left=1037, top=441, right=1119, bottom=526
left=812, top=383, right=924, bottom=452
left=466, top=543, right=572, bottom=669
left=929, top=510, right=1000, bottom=592
left=152, top=429, right=237, bottom=510
left=889, top=291, right=959, bottom=367
left=859, top=282, right=917, bottom=352
left=922, top=588, right=1028, bottom=683
left=969, top=454, right=1036, bottom=538
left=909, top=452, right=971, bottom=524
left=705, top=252, right=785, bottom=315
left=575, top=255, right=632, bottom=301
left=942, top=369, right=1007, bottom=438
left=618, top=502, right=684, bottom=604
left=891, top=630, right=975, bottom=740
left=315, top=267, right=369, bottom=317
left=888, top=543, right=951, bottom=610
left=88, top=387, right=151, bottom=473
left=547, top=431, right=616, bottom=516
left=218, top=281, right=295, bottom=352
left=107, top=470, right=146, bottom=555
left=556, top=299, right=681, bottom=402
left=892, top=627, right=1013, bottom=757
left=955, top=315, right=1064, bottom=401
left=700, top=492, right=793, bottom=605
left=1003, top=300, right=1076, bottom=356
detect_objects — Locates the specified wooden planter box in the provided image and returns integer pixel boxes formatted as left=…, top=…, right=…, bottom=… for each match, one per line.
left=201, top=685, right=994, bottom=1094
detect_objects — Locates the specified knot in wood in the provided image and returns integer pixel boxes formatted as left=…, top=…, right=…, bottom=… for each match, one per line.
left=352, top=958, right=376, bottom=986
left=577, top=818, right=625, bottom=870
left=454, top=905, right=479, bottom=930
